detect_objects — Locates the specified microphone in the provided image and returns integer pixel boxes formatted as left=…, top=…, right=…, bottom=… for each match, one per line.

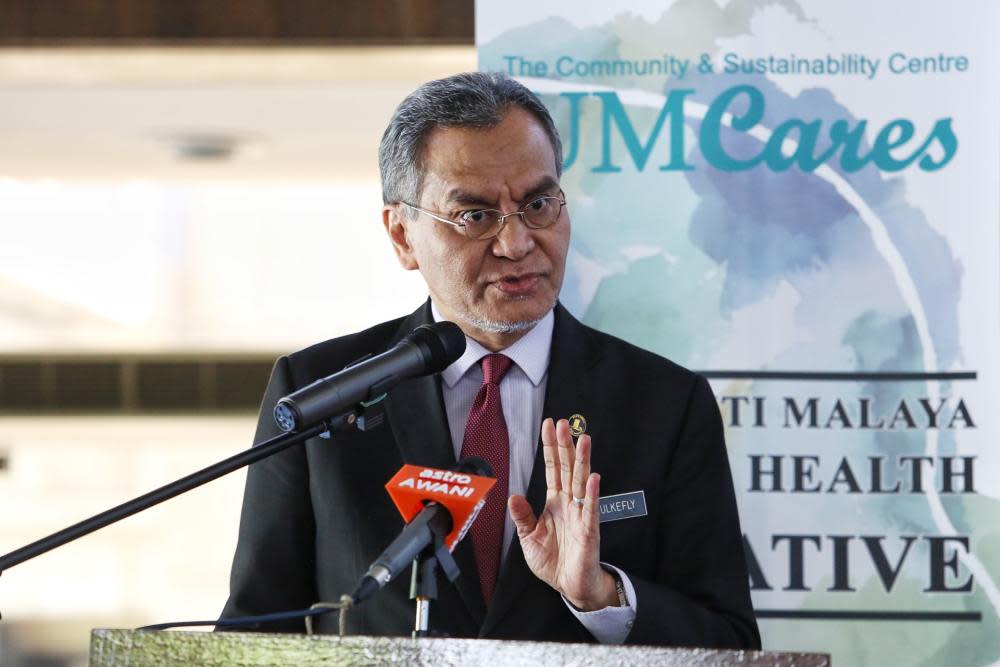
left=351, top=457, right=495, bottom=604
left=273, top=321, right=466, bottom=432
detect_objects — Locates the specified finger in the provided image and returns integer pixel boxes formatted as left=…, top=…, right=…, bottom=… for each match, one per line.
left=508, top=495, right=538, bottom=539
left=572, top=433, right=591, bottom=502
left=541, top=418, right=560, bottom=494
left=582, top=473, right=601, bottom=537
left=556, top=419, right=575, bottom=496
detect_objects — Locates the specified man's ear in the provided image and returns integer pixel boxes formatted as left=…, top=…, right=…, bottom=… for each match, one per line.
left=383, top=204, right=419, bottom=271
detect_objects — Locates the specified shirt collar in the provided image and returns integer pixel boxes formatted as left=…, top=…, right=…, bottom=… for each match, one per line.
left=431, top=302, right=554, bottom=388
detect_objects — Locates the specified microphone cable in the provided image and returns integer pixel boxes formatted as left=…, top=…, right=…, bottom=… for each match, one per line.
left=136, top=593, right=354, bottom=636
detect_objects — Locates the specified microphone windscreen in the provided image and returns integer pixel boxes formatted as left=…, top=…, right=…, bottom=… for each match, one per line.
left=409, top=321, right=466, bottom=371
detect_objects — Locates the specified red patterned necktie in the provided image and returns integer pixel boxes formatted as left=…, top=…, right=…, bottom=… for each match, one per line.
left=459, top=353, right=513, bottom=605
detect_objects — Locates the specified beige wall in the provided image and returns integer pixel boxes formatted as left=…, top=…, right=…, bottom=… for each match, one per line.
left=0, top=416, right=254, bottom=658
left=0, top=46, right=477, bottom=664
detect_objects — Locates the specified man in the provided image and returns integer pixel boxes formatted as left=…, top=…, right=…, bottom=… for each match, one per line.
left=221, top=72, right=760, bottom=648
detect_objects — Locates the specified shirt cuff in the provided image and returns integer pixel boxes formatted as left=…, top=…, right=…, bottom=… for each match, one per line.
left=561, top=563, right=637, bottom=644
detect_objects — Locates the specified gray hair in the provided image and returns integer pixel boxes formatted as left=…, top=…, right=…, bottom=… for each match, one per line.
left=378, top=71, right=563, bottom=205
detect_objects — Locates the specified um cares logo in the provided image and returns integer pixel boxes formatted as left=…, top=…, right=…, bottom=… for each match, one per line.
left=555, top=84, right=957, bottom=174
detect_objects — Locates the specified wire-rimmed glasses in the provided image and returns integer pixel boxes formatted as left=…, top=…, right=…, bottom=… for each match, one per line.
left=399, top=192, right=566, bottom=240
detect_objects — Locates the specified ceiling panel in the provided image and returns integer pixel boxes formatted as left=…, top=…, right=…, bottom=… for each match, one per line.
left=0, top=46, right=477, bottom=181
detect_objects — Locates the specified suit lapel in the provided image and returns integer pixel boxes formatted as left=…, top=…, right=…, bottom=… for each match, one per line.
left=481, top=303, right=607, bottom=636
left=384, top=302, right=455, bottom=468
left=384, top=301, right=488, bottom=627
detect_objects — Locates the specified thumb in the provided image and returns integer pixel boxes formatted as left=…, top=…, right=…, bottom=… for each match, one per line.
left=508, top=494, right=537, bottom=538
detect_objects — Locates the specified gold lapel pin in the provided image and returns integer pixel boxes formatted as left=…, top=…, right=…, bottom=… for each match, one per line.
left=568, top=414, right=587, bottom=438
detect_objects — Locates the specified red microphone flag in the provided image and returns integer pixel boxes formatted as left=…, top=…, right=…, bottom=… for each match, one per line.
left=385, top=464, right=496, bottom=550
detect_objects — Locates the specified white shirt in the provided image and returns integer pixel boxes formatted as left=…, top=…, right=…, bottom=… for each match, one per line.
left=431, top=303, right=637, bottom=644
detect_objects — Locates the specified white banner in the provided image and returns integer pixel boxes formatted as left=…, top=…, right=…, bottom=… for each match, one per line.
left=477, top=1, right=1000, bottom=664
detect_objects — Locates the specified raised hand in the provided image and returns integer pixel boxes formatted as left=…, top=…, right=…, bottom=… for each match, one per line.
left=508, top=417, right=619, bottom=611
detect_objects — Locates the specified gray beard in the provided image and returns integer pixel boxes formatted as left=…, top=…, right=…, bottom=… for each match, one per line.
left=463, top=312, right=544, bottom=335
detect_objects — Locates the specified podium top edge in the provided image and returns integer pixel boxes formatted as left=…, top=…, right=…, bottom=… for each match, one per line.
left=91, top=629, right=830, bottom=667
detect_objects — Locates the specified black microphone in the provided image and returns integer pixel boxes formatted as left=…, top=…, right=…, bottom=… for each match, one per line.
left=351, top=457, right=494, bottom=604
left=273, top=321, right=465, bottom=432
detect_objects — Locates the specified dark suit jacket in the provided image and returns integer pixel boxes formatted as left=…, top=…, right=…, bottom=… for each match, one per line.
left=220, top=302, right=760, bottom=648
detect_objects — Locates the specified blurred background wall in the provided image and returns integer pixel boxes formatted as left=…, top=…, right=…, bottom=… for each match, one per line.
left=0, top=2, right=475, bottom=664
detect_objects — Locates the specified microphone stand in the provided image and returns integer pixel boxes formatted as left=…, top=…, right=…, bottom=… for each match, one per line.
left=409, top=533, right=460, bottom=638
left=0, top=409, right=363, bottom=579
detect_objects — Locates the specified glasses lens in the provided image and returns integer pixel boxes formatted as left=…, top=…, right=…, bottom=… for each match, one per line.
left=522, top=196, right=562, bottom=228
left=459, top=209, right=503, bottom=239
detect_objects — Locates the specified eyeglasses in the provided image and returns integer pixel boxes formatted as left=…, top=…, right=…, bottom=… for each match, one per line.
left=399, top=192, right=566, bottom=240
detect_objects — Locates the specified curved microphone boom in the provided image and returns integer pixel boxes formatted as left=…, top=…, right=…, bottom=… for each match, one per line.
left=274, top=321, right=466, bottom=432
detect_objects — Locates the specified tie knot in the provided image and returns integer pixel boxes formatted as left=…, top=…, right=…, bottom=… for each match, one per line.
left=480, top=353, right=513, bottom=386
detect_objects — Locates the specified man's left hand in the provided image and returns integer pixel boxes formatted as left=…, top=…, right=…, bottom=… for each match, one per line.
left=508, top=417, right=619, bottom=611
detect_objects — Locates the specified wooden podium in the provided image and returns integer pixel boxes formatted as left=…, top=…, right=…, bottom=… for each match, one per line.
left=90, top=629, right=830, bottom=666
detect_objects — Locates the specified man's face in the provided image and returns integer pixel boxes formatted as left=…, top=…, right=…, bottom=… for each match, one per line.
left=384, top=107, right=570, bottom=347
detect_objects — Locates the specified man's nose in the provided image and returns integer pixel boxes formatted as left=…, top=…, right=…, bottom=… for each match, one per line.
left=492, top=214, right=535, bottom=259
